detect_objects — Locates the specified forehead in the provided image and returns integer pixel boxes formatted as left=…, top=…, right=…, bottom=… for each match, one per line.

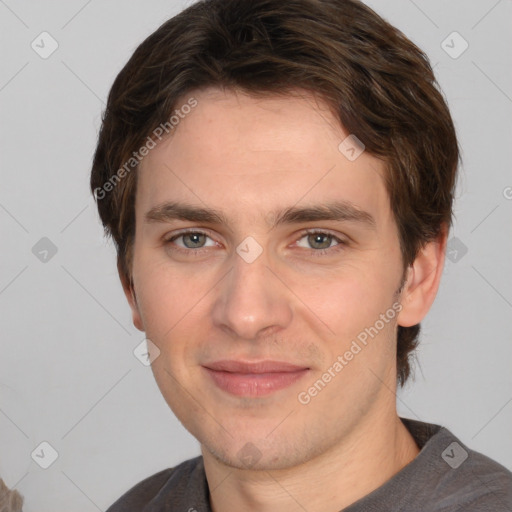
left=164, top=87, right=350, bottom=162
left=136, top=87, right=390, bottom=225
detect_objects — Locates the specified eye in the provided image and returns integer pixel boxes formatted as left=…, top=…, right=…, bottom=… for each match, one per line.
left=165, top=230, right=217, bottom=251
left=163, top=228, right=347, bottom=257
left=295, top=230, right=346, bottom=255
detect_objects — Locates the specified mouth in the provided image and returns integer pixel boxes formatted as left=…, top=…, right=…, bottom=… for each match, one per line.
left=202, top=360, right=310, bottom=397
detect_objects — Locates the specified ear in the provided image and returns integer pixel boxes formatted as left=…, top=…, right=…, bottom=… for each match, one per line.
left=397, top=225, right=448, bottom=327
left=118, top=260, right=144, bottom=332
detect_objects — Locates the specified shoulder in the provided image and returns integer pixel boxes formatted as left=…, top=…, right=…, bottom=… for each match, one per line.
left=423, top=428, right=512, bottom=511
left=435, top=446, right=512, bottom=511
left=397, top=418, right=512, bottom=511
left=106, top=456, right=205, bottom=511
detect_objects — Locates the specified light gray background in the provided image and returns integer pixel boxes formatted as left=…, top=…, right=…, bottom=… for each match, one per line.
left=1, top=0, right=511, bottom=510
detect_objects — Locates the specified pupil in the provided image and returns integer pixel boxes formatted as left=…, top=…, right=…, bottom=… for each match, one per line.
left=185, top=233, right=204, bottom=248
left=310, top=234, right=330, bottom=249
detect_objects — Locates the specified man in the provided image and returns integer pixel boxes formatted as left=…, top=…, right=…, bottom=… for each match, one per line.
left=90, top=0, right=512, bottom=510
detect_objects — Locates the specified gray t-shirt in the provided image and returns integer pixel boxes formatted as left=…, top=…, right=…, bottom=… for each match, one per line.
left=107, top=417, right=512, bottom=511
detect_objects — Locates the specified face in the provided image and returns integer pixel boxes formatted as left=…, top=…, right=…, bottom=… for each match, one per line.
left=126, top=87, right=410, bottom=470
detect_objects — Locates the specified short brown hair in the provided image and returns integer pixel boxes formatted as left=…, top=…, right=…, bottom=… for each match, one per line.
left=90, top=0, right=460, bottom=387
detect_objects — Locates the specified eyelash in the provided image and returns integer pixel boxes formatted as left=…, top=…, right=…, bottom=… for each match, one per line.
left=163, top=228, right=347, bottom=257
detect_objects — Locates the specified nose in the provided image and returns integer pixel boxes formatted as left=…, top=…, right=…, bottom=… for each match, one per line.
left=211, top=245, right=293, bottom=341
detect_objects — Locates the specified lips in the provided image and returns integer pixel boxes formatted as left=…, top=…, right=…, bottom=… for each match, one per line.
left=202, top=360, right=310, bottom=397
left=203, top=360, right=308, bottom=373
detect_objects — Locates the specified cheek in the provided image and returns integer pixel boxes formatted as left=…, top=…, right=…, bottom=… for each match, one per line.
left=132, top=254, right=190, bottom=338
left=132, top=252, right=216, bottom=364
left=296, top=270, right=400, bottom=405
left=297, top=262, right=400, bottom=343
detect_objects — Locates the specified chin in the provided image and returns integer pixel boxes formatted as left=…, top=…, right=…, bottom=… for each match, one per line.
left=204, top=442, right=303, bottom=471
left=198, top=423, right=325, bottom=472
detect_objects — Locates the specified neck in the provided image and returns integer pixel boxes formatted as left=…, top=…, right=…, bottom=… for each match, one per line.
left=203, top=410, right=420, bottom=512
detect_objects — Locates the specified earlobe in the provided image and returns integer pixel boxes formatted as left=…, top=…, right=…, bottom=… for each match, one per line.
left=118, top=261, right=145, bottom=332
left=397, top=226, right=448, bottom=327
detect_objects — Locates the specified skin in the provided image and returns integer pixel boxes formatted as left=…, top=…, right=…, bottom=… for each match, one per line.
left=121, top=86, right=447, bottom=512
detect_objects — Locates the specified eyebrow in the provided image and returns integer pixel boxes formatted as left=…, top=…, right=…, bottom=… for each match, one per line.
left=145, top=200, right=376, bottom=230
